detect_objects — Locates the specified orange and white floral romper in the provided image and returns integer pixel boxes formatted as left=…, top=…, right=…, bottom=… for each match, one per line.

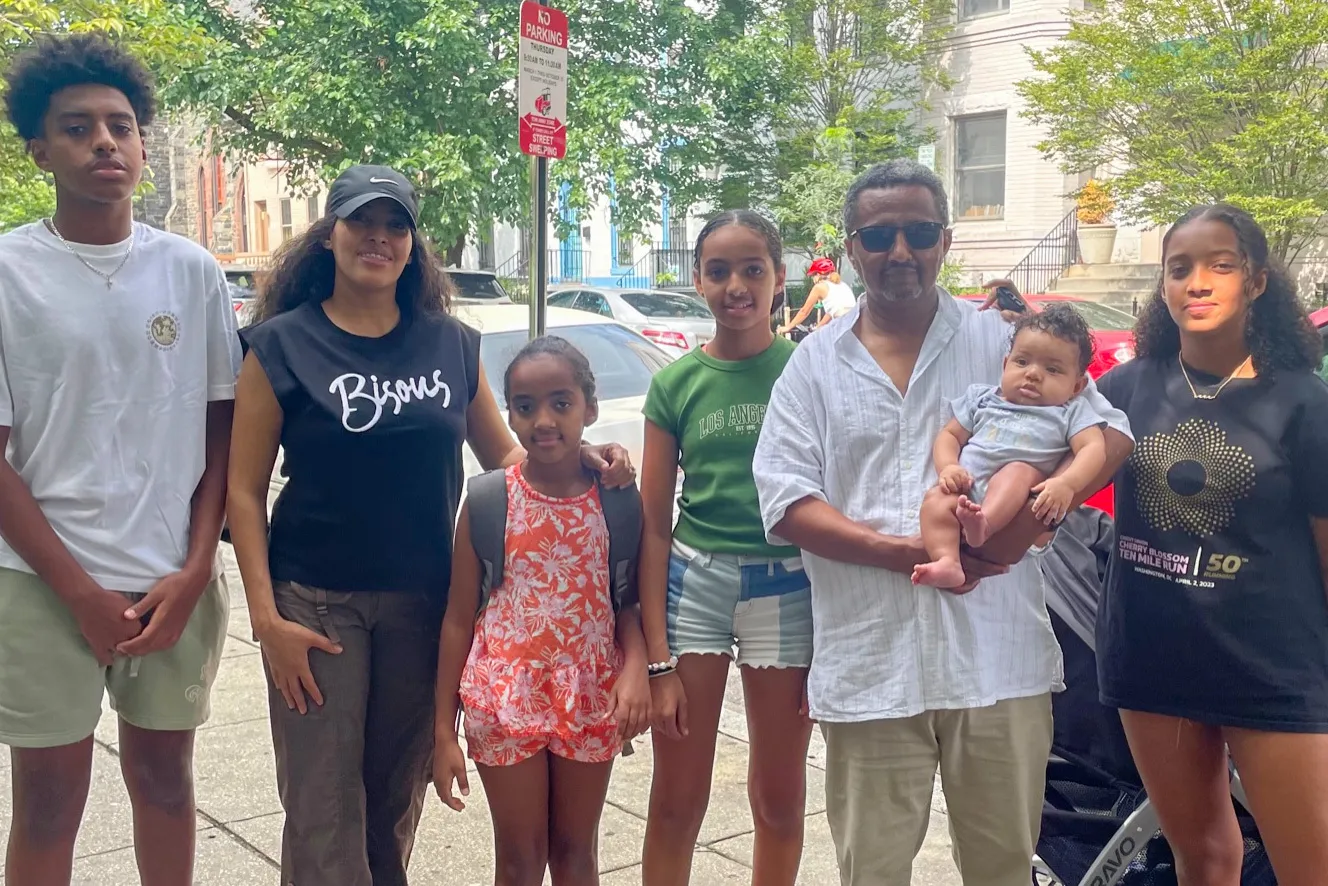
left=459, top=464, right=623, bottom=767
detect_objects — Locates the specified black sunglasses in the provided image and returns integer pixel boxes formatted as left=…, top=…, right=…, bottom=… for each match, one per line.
left=849, top=222, right=945, bottom=253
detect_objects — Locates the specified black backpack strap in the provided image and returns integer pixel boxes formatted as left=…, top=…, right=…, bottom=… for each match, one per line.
left=598, top=481, right=643, bottom=611
left=466, top=469, right=510, bottom=616
left=597, top=481, right=642, bottom=759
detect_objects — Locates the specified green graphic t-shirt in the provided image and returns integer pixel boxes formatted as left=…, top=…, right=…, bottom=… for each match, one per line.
left=643, top=337, right=797, bottom=557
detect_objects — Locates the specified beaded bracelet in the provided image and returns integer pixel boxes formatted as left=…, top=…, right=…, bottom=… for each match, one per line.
left=647, top=656, right=679, bottom=678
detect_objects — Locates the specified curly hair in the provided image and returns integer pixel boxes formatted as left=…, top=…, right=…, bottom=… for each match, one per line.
left=1011, top=303, right=1096, bottom=374
left=503, top=335, right=596, bottom=405
left=1134, top=204, right=1320, bottom=376
left=4, top=34, right=156, bottom=141
left=693, top=210, right=786, bottom=315
left=252, top=215, right=453, bottom=323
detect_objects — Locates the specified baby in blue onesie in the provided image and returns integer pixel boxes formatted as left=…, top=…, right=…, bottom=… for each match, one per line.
left=913, top=305, right=1109, bottom=589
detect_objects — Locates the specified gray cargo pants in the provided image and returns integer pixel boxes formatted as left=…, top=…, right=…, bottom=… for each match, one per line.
left=267, top=581, right=444, bottom=886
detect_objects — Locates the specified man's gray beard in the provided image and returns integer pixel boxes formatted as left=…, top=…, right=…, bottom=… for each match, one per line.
left=877, top=284, right=928, bottom=302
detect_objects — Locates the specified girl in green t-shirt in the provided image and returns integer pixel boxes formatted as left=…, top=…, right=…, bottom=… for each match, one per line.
left=638, top=211, right=814, bottom=885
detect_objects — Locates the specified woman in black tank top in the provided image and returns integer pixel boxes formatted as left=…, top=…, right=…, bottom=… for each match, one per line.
left=225, top=165, right=634, bottom=885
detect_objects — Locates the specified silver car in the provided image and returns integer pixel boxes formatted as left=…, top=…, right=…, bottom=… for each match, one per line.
left=548, top=287, right=715, bottom=358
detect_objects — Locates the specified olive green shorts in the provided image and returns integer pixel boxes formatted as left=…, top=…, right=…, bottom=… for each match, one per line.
left=0, top=566, right=229, bottom=749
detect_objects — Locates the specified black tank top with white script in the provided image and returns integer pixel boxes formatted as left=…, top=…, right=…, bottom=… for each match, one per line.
left=240, top=300, right=481, bottom=597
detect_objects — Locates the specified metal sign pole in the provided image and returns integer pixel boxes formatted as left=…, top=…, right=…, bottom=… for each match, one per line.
left=528, top=0, right=551, bottom=341
left=530, top=153, right=548, bottom=340
left=518, top=0, right=563, bottom=339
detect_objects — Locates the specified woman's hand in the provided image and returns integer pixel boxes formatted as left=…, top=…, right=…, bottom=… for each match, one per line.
left=649, top=670, right=689, bottom=740
left=432, top=737, right=471, bottom=812
left=581, top=442, right=637, bottom=488
left=256, top=617, right=342, bottom=715
left=607, top=662, right=651, bottom=740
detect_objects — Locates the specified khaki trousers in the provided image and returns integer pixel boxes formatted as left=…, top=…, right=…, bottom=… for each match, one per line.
left=821, top=693, right=1053, bottom=886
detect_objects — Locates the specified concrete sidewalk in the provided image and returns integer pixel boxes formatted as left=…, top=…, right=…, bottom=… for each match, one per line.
left=0, top=546, right=964, bottom=885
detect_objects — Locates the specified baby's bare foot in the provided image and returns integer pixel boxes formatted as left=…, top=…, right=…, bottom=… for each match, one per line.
left=956, top=496, right=991, bottom=547
left=912, top=558, right=967, bottom=589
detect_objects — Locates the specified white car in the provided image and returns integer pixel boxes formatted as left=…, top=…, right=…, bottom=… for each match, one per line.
left=455, top=304, right=674, bottom=480
left=547, top=287, right=715, bottom=358
left=254, top=305, right=680, bottom=535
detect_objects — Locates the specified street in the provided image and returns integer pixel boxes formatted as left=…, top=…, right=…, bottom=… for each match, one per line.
left=0, top=542, right=964, bottom=885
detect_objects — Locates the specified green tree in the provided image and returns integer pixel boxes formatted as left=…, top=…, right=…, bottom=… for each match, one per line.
left=769, top=0, right=951, bottom=255
left=171, top=0, right=766, bottom=259
left=781, top=0, right=950, bottom=169
left=773, top=126, right=855, bottom=260
left=1, top=0, right=215, bottom=232
left=1019, top=0, right=1328, bottom=261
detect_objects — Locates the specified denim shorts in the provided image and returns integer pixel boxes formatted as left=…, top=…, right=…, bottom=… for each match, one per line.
left=666, top=539, right=813, bottom=669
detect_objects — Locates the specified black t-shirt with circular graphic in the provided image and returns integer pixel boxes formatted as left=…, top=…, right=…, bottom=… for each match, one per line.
left=1097, top=356, right=1328, bottom=732
left=240, top=301, right=481, bottom=598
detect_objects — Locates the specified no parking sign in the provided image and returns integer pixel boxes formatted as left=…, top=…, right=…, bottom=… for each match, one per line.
left=518, top=1, right=568, bottom=159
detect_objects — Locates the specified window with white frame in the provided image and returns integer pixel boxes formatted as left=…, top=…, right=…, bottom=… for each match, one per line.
left=960, top=0, right=1009, bottom=20
left=954, top=113, right=1006, bottom=220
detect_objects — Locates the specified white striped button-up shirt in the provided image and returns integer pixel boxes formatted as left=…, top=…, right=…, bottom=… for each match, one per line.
left=754, top=293, right=1131, bottom=722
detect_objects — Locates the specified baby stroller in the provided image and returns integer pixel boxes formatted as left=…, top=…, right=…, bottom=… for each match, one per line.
left=1034, top=507, right=1278, bottom=885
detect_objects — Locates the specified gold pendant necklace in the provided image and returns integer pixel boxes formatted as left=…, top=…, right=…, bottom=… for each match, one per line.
left=1180, top=355, right=1252, bottom=400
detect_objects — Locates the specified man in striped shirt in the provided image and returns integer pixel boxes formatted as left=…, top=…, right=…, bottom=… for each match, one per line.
left=754, top=160, right=1133, bottom=886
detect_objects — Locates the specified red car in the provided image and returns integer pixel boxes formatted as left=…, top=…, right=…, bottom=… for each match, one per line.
left=959, top=293, right=1137, bottom=516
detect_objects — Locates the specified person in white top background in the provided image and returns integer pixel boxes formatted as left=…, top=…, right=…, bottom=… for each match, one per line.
left=753, top=160, right=1134, bottom=886
left=0, top=34, right=241, bottom=885
left=777, top=256, right=858, bottom=336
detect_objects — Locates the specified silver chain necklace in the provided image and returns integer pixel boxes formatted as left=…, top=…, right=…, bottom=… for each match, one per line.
left=44, top=218, right=135, bottom=290
left=1180, top=355, right=1252, bottom=400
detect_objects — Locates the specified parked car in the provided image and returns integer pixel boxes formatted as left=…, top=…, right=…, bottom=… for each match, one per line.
left=959, top=292, right=1136, bottom=518
left=448, top=268, right=514, bottom=305
left=958, top=293, right=1136, bottom=378
left=548, top=287, right=715, bottom=358
left=261, top=304, right=679, bottom=499
left=223, top=304, right=680, bottom=544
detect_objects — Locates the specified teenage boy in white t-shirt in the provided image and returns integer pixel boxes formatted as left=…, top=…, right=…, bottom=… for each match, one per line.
left=0, top=34, right=241, bottom=883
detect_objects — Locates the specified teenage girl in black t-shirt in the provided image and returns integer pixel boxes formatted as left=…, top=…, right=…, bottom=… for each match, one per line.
left=1096, top=204, right=1328, bottom=886
left=225, top=165, right=635, bottom=886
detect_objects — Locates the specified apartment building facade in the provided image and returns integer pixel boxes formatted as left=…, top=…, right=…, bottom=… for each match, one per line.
left=921, top=0, right=1159, bottom=289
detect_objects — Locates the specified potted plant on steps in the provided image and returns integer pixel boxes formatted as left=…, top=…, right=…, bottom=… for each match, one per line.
left=1076, top=179, right=1117, bottom=264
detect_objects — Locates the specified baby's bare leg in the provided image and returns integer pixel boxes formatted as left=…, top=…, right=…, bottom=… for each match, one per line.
left=959, top=463, right=1046, bottom=549
left=912, top=486, right=967, bottom=589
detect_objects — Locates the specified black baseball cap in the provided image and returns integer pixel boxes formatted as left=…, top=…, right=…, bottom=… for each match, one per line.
left=325, top=165, right=420, bottom=228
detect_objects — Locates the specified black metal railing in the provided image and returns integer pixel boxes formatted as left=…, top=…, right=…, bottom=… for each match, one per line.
left=494, top=248, right=590, bottom=286
left=652, top=246, right=692, bottom=287
left=616, top=242, right=693, bottom=288
left=1008, top=210, right=1081, bottom=296
left=549, top=248, right=589, bottom=284
left=494, top=250, right=528, bottom=281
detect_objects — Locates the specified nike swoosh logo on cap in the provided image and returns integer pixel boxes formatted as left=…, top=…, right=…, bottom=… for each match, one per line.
left=368, top=177, right=399, bottom=186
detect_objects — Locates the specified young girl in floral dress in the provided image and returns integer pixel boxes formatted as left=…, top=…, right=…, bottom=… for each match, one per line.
left=433, top=336, right=650, bottom=886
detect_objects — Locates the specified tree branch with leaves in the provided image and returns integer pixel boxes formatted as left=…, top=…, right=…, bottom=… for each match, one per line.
left=1019, top=0, right=1328, bottom=262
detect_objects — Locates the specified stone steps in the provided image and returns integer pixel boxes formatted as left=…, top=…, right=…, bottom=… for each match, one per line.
left=1047, top=263, right=1160, bottom=310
